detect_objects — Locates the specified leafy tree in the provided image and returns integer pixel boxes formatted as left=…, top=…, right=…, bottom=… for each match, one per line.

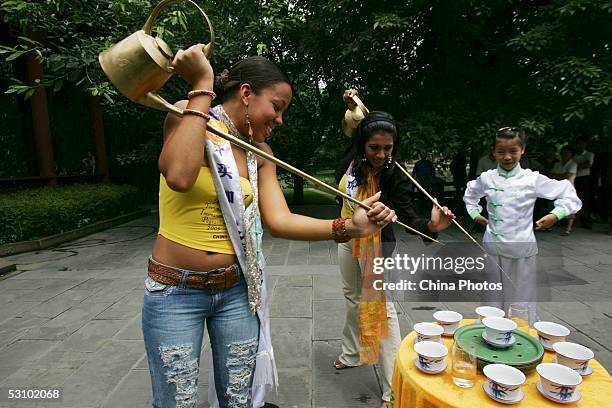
left=1, top=0, right=610, bottom=202
left=508, top=0, right=612, bottom=134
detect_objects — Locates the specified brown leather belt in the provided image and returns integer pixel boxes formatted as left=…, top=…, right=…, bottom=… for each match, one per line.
left=147, top=259, right=238, bottom=290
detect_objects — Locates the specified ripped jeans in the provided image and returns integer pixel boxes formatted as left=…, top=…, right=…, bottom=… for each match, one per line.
left=141, top=265, right=259, bottom=408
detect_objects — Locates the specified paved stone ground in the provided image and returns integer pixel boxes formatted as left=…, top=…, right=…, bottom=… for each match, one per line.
left=0, top=206, right=611, bottom=407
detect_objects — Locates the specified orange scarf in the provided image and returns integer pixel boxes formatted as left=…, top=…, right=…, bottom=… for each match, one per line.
left=352, top=167, right=388, bottom=365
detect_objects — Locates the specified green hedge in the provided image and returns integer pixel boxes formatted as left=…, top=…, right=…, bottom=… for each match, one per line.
left=0, top=184, right=141, bottom=245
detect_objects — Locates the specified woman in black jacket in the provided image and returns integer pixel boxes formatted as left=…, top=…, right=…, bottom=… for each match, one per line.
left=333, top=91, right=453, bottom=408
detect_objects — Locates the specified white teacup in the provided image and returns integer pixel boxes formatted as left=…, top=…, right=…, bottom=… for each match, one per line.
left=433, top=310, right=462, bottom=335
left=482, top=317, right=516, bottom=345
left=413, top=322, right=444, bottom=344
left=414, top=341, right=448, bottom=372
left=536, top=363, right=582, bottom=402
left=553, top=342, right=594, bottom=373
left=483, top=363, right=526, bottom=401
left=533, top=321, right=570, bottom=350
left=475, top=306, right=505, bottom=323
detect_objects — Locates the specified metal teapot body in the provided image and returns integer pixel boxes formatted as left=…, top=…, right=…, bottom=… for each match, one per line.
left=98, top=0, right=214, bottom=116
left=342, top=95, right=370, bottom=137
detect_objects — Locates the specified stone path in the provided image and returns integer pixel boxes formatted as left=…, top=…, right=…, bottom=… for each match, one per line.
left=0, top=206, right=610, bottom=407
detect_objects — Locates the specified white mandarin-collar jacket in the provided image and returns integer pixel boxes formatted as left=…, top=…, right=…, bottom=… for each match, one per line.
left=464, top=164, right=582, bottom=258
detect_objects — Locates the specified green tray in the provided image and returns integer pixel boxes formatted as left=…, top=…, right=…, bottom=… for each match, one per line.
left=454, top=324, right=544, bottom=373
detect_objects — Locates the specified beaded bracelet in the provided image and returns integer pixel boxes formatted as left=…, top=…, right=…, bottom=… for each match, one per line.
left=187, top=89, right=216, bottom=100
left=182, top=109, right=210, bottom=120
left=332, top=218, right=350, bottom=243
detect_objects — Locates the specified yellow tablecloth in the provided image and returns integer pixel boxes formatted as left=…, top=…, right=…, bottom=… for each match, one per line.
left=391, top=320, right=612, bottom=408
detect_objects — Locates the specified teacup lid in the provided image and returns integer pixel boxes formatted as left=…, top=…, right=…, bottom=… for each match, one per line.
left=433, top=310, right=462, bottom=323
left=413, top=322, right=444, bottom=336
left=536, top=363, right=583, bottom=386
left=482, top=317, right=517, bottom=331
left=414, top=340, right=448, bottom=358
left=534, top=321, right=570, bottom=337
left=553, top=342, right=594, bottom=360
left=476, top=306, right=505, bottom=318
left=483, top=363, right=526, bottom=386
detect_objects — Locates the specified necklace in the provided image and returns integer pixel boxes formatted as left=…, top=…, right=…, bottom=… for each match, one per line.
left=212, top=105, right=253, bottom=145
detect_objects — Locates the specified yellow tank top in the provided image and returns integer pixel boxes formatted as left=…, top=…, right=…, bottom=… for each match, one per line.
left=158, top=166, right=253, bottom=254
left=339, top=173, right=354, bottom=219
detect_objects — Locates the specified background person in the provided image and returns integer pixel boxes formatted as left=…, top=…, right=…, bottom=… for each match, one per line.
left=551, top=145, right=578, bottom=236
left=573, top=135, right=594, bottom=228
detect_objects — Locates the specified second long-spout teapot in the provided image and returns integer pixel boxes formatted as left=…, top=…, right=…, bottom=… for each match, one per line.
left=98, top=0, right=214, bottom=116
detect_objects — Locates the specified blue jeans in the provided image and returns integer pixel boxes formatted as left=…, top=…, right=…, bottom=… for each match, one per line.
left=141, top=263, right=260, bottom=408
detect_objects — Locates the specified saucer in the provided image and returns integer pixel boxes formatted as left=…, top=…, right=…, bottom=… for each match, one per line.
left=413, top=358, right=447, bottom=374
left=552, top=357, right=593, bottom=376
left=536, top=381, right=581, bottom=404
left=482, top=331, right=516, bottom=348
left=414, top=337, right=444, bottom=346
left=483, top=381, right=524, bottom=404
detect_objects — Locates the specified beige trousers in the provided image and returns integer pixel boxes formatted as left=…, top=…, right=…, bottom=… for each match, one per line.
left=337, top=242, right=402, bottom=402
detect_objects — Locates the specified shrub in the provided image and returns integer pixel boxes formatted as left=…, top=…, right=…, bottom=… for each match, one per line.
left=0, top=184, right=141, bottom=245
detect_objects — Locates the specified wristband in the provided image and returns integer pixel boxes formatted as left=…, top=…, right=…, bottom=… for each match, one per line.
left=332, top=218, right=350, bottom=243
left=187, top=89, right=216, bottom=100
left=182, top=109, right=211, bottom=121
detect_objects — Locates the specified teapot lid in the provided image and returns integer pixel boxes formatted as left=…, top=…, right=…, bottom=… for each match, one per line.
left=154, top=36, right=173, bottom=59
left=137, top=30, right=174, bottom=67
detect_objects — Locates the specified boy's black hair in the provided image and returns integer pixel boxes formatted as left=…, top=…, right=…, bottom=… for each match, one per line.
left=496, top=126, right=527, bottom=146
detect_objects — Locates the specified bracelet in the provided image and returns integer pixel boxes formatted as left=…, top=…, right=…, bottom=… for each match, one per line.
left=187, top=89, right=216, bottom=100
left=331, top=218, right=350, bottom=243
left=182, top=109, right=210, bottom=120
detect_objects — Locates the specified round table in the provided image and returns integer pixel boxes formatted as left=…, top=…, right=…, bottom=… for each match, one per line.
left=391, top=320, right=612, bottom=407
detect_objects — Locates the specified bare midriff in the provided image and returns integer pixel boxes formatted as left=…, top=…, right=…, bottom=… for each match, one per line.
left=152, top=235, right=238, bottom=272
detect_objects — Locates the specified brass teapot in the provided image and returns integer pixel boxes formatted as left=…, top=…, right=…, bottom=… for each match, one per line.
left=342, top=95, right=369, bottom=137
left=98, top=0, right=214, bottom=117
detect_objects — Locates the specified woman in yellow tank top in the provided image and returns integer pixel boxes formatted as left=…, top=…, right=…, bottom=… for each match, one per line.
left=141, top=46, right=397, bottom=408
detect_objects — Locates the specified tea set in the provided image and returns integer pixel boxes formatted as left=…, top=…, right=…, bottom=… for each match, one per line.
left=412, top=306, right=595, bottom=404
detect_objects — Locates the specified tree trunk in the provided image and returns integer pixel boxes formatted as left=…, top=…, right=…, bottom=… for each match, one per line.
left=86, top=94, right=109, bottom=182
left=292, top=173, right=304, bottom=204
left=26, top=30, right=56, bottom=186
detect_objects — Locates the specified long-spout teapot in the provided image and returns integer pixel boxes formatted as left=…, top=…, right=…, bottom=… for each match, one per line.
left=98, top=0, right=214, bottom=117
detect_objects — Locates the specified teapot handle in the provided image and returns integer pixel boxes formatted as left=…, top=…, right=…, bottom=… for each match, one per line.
left=143, top=0, right=215, bottom=59
left=351, top=95, right=369, bottom=116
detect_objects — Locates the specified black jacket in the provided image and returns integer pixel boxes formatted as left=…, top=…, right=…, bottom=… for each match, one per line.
left=373, top=164, right=437, bottom=257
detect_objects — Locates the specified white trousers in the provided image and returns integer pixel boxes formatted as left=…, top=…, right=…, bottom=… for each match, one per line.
left=337, top=242, right=402, bottom=402
left=483, top=254, right=537, bottom=325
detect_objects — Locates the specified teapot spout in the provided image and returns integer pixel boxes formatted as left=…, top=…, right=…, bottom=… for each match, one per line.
left=138, top=92, right=184, bottom=117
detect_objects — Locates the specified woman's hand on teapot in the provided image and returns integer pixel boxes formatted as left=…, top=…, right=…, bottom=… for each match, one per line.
left=172, top=43, right=214, bottom=88
left=343, top=89, right=358, bottom=110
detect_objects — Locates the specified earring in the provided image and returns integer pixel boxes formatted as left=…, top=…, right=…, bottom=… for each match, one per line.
left=245, top=106, right=253, bottom=139
left=361, top=156, right=367, bottom=162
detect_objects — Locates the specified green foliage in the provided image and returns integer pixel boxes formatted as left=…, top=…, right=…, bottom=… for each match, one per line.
left=509, top=0, right=612, bottom=124
left=0, top=0, right=610, bottom=201
left=0, top=183, right=141, bottom=244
